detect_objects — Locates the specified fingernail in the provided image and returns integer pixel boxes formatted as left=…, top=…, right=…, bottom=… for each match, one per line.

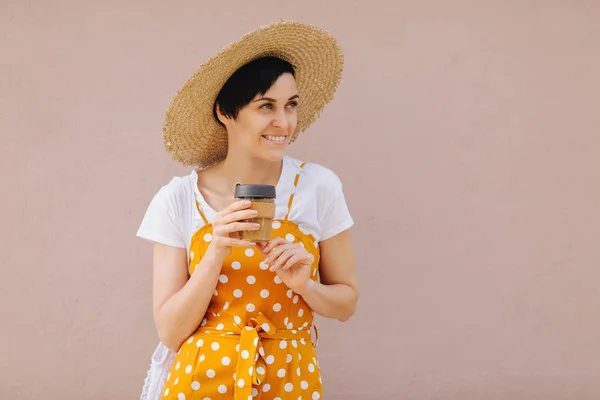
left=244, top=200, right=252, bottom=205
left=253, top=224, right=260, bottom=229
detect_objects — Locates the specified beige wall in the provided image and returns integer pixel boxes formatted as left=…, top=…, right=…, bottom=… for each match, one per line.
left=2, top=1, right=600, bottom=399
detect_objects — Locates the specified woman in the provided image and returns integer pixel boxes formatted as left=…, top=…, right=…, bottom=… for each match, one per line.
left=137, top=22, right=359, bottom=400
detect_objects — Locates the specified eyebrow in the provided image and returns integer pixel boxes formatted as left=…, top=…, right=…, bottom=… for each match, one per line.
left=253, top=95, right=299, bottom=102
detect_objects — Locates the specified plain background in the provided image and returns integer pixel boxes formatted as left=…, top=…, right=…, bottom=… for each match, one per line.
left=2, top=1, right=600, bottom=399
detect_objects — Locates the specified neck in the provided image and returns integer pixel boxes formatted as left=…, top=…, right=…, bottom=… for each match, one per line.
left=207, top=154, right=284, bottom=195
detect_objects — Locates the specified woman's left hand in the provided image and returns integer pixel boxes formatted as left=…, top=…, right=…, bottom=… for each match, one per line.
left=257, top=237, right=314, bottom=294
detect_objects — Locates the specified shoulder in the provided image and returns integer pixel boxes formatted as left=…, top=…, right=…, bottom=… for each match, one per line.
left=302, top=162, right=343, bottom=188
left=285, top=156, right=343, bottom=191
left=294, top=158, right=345, bottom=206
left=147, top=172, right=196, bottom=215
left=294, top=159, right=353, bottom=240
left=289, top=156, right=350, bottom=212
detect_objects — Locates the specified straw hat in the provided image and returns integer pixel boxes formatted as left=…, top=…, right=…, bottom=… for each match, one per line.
left=162, top=21, right=344, bottom=167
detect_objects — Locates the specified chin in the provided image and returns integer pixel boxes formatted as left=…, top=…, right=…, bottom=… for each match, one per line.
left=261, top=151, right=286, bottom=163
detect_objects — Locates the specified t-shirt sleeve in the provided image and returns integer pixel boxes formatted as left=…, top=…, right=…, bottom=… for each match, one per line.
left=317, top=170, right=354, bottom=241
left=136, top=178, right=186, bottom=248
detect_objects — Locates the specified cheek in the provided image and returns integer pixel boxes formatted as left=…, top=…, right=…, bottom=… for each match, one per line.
left=288, top=111, right=298, bottom=127
left=237, top=116, right=267, bottom=139
left=250, top=113, right=272, bottom=128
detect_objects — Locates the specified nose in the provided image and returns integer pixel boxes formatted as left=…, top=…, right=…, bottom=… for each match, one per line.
left=272, top=108, right=289, bottom=130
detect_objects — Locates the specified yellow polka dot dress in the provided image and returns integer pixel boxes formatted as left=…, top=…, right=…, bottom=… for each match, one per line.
left=162, top=163, right=323, bottom=400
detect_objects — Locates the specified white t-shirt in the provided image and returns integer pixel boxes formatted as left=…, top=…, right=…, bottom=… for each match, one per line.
left=136, top=156, right=354, bottom=260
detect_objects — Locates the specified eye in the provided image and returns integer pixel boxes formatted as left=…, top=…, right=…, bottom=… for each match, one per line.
left=260, top=103, right=273, bottom=110
left=286, top=101, right=298, bottom=108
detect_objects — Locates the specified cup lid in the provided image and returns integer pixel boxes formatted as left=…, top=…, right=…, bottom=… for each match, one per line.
left=234, top=183, right=276, bottom=199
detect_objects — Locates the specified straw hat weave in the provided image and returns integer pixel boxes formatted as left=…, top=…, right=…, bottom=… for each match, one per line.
left=162, top=21, right=344, bottom=168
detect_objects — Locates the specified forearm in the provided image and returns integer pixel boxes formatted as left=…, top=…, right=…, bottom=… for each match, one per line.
left=156, top=252, right=222, bottom=351
left=297, top=279, right=358, bottom=322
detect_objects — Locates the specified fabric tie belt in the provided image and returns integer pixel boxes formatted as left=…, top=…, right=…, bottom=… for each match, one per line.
left=202, top=314, right=315, bottom=400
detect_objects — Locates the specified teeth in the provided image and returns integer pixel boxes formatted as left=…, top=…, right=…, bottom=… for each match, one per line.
left=264, top=135, right=286, bottom=142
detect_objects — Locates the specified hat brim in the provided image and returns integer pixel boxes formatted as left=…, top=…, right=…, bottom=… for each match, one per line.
left=162, top=21, right=344, bottom=167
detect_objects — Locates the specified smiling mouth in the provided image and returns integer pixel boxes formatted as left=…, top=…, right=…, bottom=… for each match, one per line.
left=262, top=135, right=288, bottom=143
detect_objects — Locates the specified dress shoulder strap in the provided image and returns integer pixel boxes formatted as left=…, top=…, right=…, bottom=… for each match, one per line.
left=283, top=162, right=306, bottom=221
left=195, top=200, right=209, bottom=225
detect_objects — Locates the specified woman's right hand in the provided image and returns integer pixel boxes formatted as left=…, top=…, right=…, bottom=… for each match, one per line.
left=207, top=200, right=258, bottom=259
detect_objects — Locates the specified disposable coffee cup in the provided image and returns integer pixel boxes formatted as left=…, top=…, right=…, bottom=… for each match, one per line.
left=234, top=184, right=276, bottom=243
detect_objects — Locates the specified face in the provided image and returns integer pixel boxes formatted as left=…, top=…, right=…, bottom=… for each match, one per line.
left=219, top=73, right=299, bottom=162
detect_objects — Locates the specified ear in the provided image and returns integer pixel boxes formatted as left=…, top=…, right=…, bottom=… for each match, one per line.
left=215, top=104, right=230, bottom=127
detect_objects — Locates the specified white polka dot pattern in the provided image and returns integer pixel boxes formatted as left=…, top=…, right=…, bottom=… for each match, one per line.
left=163, top=164, right=322, bottom=399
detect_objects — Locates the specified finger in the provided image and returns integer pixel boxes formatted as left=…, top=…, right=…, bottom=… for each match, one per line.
left=222, top=222, right=260, bottom=235
left=218, top=200, right=253, bottom=217
left=263, top=237, right=287, bottom=253
left=255, top=242, right=269, bottom=255
left=213, top=222, right=258, bottom=238
left=264, top=243, right=296, bottom=265
left=270, top=249, right=296, bottom=272
left=222, top=209, right=259, bottom=224
left=283, top=254, right=304, bottom=270
left=226, top=238, right=255, bottom=247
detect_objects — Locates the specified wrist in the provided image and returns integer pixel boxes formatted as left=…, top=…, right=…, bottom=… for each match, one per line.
left=204, top=243, right=228, bottom=266
left=294, top=278, right=316, bottom=297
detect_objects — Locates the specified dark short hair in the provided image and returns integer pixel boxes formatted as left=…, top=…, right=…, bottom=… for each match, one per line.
left=213, top=56, right=296, bottom=124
